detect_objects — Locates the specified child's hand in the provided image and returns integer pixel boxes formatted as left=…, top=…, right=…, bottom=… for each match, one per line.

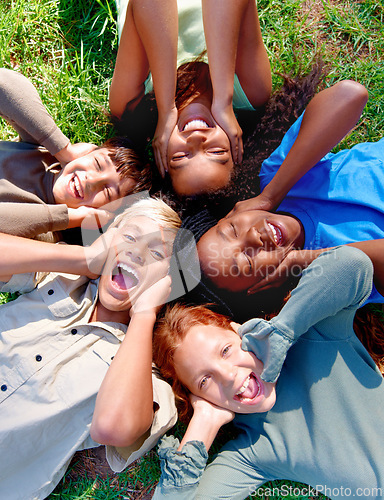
left=190, top=394, right=235, bottom=427
left=67, top=206, right=114, bottom=229
left=55, top=142, right=97, bottom=166
left=152, top=105, right=178, bottom=178
left=247, top=249, right=323, bottom=295
left=83, top=228, right=119, bottom=279
left=130, top=275, right=172, bottom=316
left=211, top=100, right=243, bottom=164
left=226, top=192, right=277, bottom=219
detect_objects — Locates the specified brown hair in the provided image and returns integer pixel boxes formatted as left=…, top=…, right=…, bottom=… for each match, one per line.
left=100, top=136, right=152, bottom=194
left=153, top=303, right=233, bottom=422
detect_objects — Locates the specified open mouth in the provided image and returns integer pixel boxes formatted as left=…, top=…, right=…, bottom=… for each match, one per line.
left=234, top=373, right=261, bottom=403
left=111, top=263, right=139, bottom=291
left=69, top=174, right=84, bottom=199
left=267, top=222, right=283, bottom=246
left=182, top=119, right=211, bottom=132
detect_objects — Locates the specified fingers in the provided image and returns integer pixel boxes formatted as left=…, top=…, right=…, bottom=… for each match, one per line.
left=153, top=142, right=166, bottom=178
left=247, top=271, right=287, bottom=295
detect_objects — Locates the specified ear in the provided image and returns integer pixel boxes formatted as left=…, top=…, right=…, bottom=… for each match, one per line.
left=230, top=321, right=241, bottom=334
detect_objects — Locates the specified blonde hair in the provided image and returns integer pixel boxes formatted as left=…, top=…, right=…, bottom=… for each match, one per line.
left=110, top=197, right=181, bottom=234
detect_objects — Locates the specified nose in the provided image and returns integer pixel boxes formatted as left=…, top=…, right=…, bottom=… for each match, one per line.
left=244, top=227, right=263, bottom=250
left=217, top=363, right=237, bottom=387
left=125, top=240, right=147, bottom=266
left=86, top=171, right=109, bottom=192
left=185, top=130, right=208, bottom=151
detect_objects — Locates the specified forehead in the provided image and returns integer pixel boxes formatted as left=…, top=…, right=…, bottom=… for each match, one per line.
left=117, top=215, right=175, bottom=246
left=176, top=324, right=239, bottom=373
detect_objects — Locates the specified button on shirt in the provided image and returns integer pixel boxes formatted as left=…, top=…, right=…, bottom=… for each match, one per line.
left=0, top=271, right=177, bottom=500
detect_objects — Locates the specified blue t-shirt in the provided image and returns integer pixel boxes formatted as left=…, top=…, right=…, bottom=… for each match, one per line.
left=259, top=113, right=384, bottom=304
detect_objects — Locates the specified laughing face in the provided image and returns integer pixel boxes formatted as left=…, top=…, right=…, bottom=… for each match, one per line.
left=173, top=324, right=276, bottom=414
left=97, top=216, right=175, bottom=323
left=197, top=209, right=305, bottom=293
left=52, top=148, right=136, bottom=209
left=167, top=103, right=234, bottom=196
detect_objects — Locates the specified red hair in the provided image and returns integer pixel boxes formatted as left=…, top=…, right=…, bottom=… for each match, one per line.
left=153, top=303, right=232, bottom=422
left=154, top=302, right=384, bottom=423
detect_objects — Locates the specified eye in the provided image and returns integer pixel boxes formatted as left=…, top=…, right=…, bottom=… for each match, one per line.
left=95, top=158, right=102, bottom=171
left=151, top=249, right=165, bottom=260
left=199, top=376, right=209, bottom=390
left=171, top=153, right=187, bottom=161
left=222, top=345, right=231, bottom=357
left=124, top=233, right=136, bottom=242
left=230, top=223, right=237, bottom=237
left=104, top=187, right=112, bottom=202
left=208, top=149, right=227, bottom=155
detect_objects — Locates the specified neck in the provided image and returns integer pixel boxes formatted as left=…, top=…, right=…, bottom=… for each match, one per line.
left=90, top=300, right=130, bottom=325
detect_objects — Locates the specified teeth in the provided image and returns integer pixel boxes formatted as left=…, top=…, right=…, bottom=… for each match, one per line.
left=73, top=176, right=83, bottom=198
left=268, top=223, right=279, bottom=244
left=117, top=263, right=139, bottom=281
left=183, top=119, right=209, bottom=131
left=236, top=375, right=251, bottom=396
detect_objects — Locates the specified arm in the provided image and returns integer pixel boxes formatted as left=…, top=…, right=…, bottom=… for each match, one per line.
left=110, top=0, right=178, bottom=175
left=202, top=0, right=248, bottom=163
left=91, top=277, right=172, bottom=447
left=0, top=68, right=69, bottom=155
left=0, top=230, right=114, bottom=282
left=0, top=68, right=96, bottom=165
left=153, top=397, right=233, bottom=499
left=240, top=246, right=374, bottom=382
left=0, top=202, right=68, bottom=238
left=228, top=80, right=369, bottom=213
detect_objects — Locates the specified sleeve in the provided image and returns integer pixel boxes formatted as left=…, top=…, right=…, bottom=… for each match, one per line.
left=0, top=68, right=69, bottom=155
left=0, top=271, right=46, bottom=294
left=239, top=246, right=374, bottom=382
left=152, top=436, right=208, bottom=500
left=0, top=202, right=68, bottom=238
left=154, top=435, right=270, bottom=500
left=105, top=371, right=178, bottom=472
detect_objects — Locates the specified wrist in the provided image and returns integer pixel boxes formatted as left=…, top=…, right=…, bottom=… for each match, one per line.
left=55, top=141, right=72, bottom=164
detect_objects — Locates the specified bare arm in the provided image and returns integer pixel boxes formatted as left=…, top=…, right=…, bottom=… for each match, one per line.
left=202, top=0, right=271, bottom=162
left=110, top=0, right=178, bottom=175
left=0, top=229, right=116, bottom=282
left=110, top=0, right=177, bottom=119
left=91, top=276, right=172, bottom=447
left=0, top=233, right=89, bottom=282
left=90, top=311, right=156, bottom=447
left=229, top=80, right=369, bottom=215
left=178, top=396, right=234, bottom=452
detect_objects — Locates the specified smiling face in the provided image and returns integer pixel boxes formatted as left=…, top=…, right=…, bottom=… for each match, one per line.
left=52, top=148, right=136, bottom=209
left=167, top=103, right=234, bottom=196
left=173, top=324, right=276, bottom=414
left=97, top=216, right=175, bottom=323
left=197, top=210, right=305, bottom=293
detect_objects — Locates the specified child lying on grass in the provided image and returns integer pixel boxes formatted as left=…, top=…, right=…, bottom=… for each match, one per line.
left=0, top=68, right=151, bottom=241
left=152, top=246, right=384, bottom=499
left=0, top=197, right=181, bottom=500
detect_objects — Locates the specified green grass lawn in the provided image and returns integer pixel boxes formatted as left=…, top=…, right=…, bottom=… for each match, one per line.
left=0, top=0, right=383, bottom=498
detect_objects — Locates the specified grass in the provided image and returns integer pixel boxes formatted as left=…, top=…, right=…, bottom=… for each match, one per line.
left=0, top=0, right=383, bottom=498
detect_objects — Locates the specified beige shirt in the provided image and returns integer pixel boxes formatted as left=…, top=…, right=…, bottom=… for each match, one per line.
left=0, top=272, right=177, bottom=500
